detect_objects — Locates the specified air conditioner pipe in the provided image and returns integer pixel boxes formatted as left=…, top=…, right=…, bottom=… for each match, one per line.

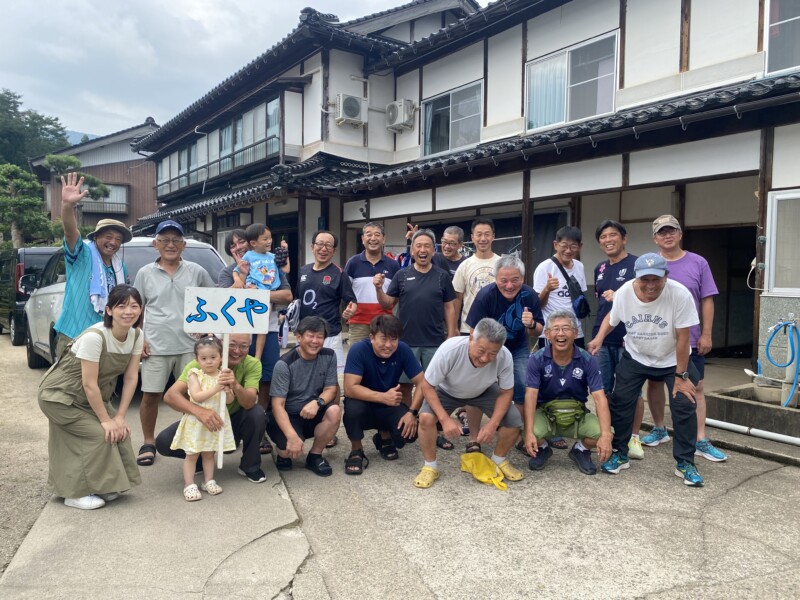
left=705, top=419, right=800, bottom=447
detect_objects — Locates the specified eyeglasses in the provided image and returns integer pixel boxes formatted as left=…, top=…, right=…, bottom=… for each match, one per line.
left=441, top=240, right=460, bottom=247
left=156, top=237, right=183, bottom=246
left=548, top=326, right=575, bottom=334
left=556, top=242, right=580, bottom=252
left=314, top=242, right=335, bottom=250
left=229, top=343, right=251, bottom=351
left=655, top=227, right=679, bottom=237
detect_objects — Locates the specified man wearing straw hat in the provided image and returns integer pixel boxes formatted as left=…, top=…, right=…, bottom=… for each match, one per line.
left=54, top=172, right=132, bottom=358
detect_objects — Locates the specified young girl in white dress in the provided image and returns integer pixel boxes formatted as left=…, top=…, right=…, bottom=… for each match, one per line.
left=171, top=336, right=236, bottom=501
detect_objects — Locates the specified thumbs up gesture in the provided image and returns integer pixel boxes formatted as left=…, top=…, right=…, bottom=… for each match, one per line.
left=521, top=306, right=534, bottom=328
left=373, top=273, right=385, bottom=289
left=342, top=301, right=357, bottom=321
left=546, top=273, right=560, bottom=291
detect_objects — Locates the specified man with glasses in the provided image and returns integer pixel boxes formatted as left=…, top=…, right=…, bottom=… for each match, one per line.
left=133, top=220, right=214, bottom=466
left=297, top=231, right=357, bottom=374
left=53, top=172, right=131, bottom=358
left=523, top=311, right=612, bottom=475
left=533, top=226, right=589, bottom=349
left=432, top=225, right=467, bottom=278
left=344, top=222, right=399, bottom=347
left=634, top=215, right=725, bottom=462
left=156, top=332, right=268, bottom=483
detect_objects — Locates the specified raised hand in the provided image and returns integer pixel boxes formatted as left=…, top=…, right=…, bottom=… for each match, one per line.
left=521, top=306, right=534, bottom=328
left=60, top=172, right=89, bottom=206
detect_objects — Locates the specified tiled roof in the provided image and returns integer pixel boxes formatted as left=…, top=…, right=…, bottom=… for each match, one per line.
left=340, top=0, right=480, bottom=27
left=133, top=153, right=377, bottom=232
left=132, top=9, right=404, bottom=154
left=323, top=71, right=800, bottom=193
left=30, top=117, right=158, bottom=163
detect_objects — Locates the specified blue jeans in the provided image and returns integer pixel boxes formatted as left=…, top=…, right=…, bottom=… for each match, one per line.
left=512, top=344, right=531, bottom=405
left=596, top=344, right=624, bottom=396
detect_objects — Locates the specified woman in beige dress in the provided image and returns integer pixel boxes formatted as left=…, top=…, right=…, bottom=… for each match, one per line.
left=38, top=285, right=144, bottom=510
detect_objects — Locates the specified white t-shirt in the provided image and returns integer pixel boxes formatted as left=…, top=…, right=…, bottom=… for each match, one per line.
left=424, top=335, right=514, bottom=399
left=609, top=279, right=699, bottom=368
left=71, top=323, right=144, bottom=362
left=532, top=257, right=588, bottom=338
left=452, top=254, right=500, bottom=333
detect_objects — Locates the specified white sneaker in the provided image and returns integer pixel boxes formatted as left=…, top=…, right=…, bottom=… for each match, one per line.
left=97, top=492, right=120, bottom=502
left=628, top=436, right=645, bottom=460
left=64, top=495, right=106, bottom=510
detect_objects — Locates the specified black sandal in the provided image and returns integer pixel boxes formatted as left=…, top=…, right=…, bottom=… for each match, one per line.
left=260, top=440, right=273, bottom=455
left=326, top=435, right=338, bottom=449
left=372, top=432, right=399, bottom=461
left=436, top=434, right=455, bottom=450
left=305, top=454, right=332, bottom=477
left=465, top=441, right=482, bottom=453
left=276, top=456, right=292, bottom=471
left=345, top=449, right=369, bottom=475
left=136, top=444, right=156, bottom=466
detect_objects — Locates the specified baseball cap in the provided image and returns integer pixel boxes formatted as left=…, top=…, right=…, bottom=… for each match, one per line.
left=88, top=219, right=132, bottom=244
left=652, top=214, right=681, bottom=235
left=634, top=253, right=669, bottom=278
left=155, top=220, right=184, bottom=236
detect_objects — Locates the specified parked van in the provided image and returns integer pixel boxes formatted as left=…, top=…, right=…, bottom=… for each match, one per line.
left=0, top=246, right=59, bottom=345
left=23, top=237, right=226, bottom=368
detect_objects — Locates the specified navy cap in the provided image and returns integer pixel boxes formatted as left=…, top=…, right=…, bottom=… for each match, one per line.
left=155, top=220, right=184, bottom=236
left=634, top=253, right=669, bottom=278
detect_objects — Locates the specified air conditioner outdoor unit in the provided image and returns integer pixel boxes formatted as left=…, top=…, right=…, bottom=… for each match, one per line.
left=385, top=99, right=415, bottom=132
left=335, top=94, right=367, bottom=126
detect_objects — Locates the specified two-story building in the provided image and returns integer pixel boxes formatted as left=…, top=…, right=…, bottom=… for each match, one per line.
left=30, top=118, right=160, bottom=229
left=132, top=0, right=800, bottom=374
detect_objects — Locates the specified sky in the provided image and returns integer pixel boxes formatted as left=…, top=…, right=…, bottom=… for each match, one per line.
left=2, top=0, right=489, bottom=137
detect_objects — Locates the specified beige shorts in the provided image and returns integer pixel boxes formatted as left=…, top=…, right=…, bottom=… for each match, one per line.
left=348, top=323, right=371, bottom=347
left=140, top=353, right=195, bottom=393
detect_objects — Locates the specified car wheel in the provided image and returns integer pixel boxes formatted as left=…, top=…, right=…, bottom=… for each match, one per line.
left=26, top=324, right=49, bottom=369
left=10, top=315, right=25, bottom=346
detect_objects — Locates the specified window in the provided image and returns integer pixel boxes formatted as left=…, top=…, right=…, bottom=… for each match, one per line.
left=233, top=117, right=244, bottom=167
left=178, top=148, right=188, bottom=188
left=767, top=0, right=800, bottom=74
left=423, top=82, right=482, bottom=156
left=767, top=190, right=800, bottom=293
left=267, top=98, right=280, bottom=156
left=220, top=124, right=232, bottom=173
left=527, top=33, right=617, bottom=131
left=188, top=142, right=198, bottom=185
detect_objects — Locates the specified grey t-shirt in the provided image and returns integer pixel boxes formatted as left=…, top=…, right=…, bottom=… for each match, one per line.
left=424, top=335, right=514, bottom=399
left=134, top=259, right=214, bottom=355
left=270, top=347, right=338, bottom=414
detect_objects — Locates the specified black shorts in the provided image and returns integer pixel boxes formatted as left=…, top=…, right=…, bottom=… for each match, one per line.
left=266, top=404, right=331, bottom=450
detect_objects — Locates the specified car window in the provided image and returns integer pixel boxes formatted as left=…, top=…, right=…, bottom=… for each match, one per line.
left=40, top=252, right=66, bottom=287
left=24, top=252, right=55, bottom=278
left=118, top=245, right=224, bottom=285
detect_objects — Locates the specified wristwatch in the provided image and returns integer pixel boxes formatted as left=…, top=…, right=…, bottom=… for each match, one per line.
left=316, top=397, right=326, bottom=407
left=410, top=408, right=419, bottom=417
left=676, top=371, right=690, bottom=381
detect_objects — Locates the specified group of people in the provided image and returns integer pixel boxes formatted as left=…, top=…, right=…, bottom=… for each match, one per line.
left=37, top=172, right=724, bottom=510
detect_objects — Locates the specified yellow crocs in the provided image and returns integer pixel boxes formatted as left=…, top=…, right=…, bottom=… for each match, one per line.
left=498, top=460, right=524, bottom=482
left=413, top=466, right=440, bottom=489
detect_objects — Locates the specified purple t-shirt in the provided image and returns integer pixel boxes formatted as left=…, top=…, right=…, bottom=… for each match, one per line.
left=665, top=251, right=718, bottom=348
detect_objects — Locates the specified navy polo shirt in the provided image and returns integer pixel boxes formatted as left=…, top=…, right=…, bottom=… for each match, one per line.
left=525, top=345, right=603, bottom=405
left=592, top=254, right=637, bottom=345
left=344, top=339, right=422, bottom=392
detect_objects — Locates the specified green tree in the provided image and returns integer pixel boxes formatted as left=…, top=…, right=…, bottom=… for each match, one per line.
left=43, top=154, right=110, bottom=200
left=79, top=133, right=90, bottom=144
left=0, top=89, right=69, bottom=168
left=0, top=164, right=52, bottom=248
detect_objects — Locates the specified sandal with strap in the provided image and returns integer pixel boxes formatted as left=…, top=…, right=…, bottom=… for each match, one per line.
left=305, top=454, right=333, bottom=477
left=413, top=466, right=440, bottom=489
left=550, top=437, right=569, bottom=450
left=136, top=444, right=157, bottom=467
left=276, top=455, right=293, bottom=471
left=497, top=460, right=524, bottom=482
left=201, top=480, right=223, bottom=495
left=465, top=441, right=482, bottom=453
left=326, top=435, right=338, bottom=449
left=372, top=432, right=399, bottom=461
left=260, top=440, right=273, bottom=455
left=345, top=449, right=369, bottom=475
left=183, top=483, right=202, bottom=502
left=436, top=434, right=455, bottom=450
left=515, top=440, right=533, bottom=457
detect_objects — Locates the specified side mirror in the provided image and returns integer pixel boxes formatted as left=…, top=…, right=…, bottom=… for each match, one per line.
left=19, top=273, right=38, bottom=293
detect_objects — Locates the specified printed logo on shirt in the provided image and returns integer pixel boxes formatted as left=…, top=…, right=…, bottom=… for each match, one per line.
left=559, top=378, right=566, bottom=386
left=619, top=269, right=628, bottom=277
left=597, top=273, right=605, bottom=281
left=300, top=274, right=308, bottom=282
left=556, top=285, right=571, bottom=298
left=322, top=275, right=332, bottom=285
left=625, top=313, right=669, bottom=330
left=468, top=266, right=495, bottom=295
left=544, top=364, right=553, bottom=378
left=407, top=277, right=416, bottom=281
left=572, top=367, right=584, bottom=380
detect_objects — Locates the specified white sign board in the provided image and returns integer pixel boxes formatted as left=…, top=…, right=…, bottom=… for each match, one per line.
left=183, top=287, right=271, bottom=334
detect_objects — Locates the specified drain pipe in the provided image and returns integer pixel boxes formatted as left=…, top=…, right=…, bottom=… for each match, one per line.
left=705, top=418, right=800, bottom=447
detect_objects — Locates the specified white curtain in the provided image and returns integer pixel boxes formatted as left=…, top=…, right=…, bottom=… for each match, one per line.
left=528, top=54, right=566, bottom=130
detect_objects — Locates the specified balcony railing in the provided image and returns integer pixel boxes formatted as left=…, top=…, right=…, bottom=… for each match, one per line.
left=81, top=199, right=129, bottom=214
left=157, top=136, right=279, bottom=197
